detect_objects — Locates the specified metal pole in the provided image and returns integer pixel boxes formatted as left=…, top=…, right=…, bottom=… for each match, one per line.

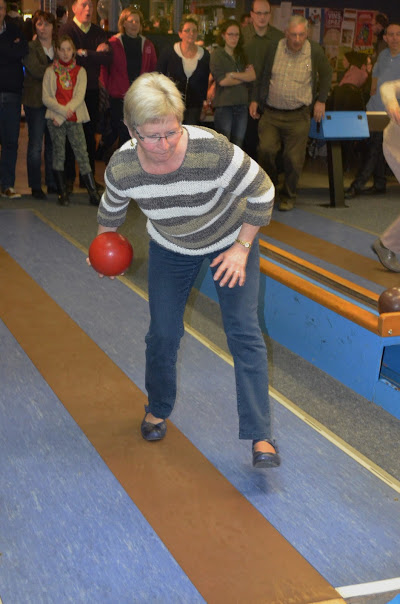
left=174, top=0, right=183, bottom=32
left=108, top=0, right=119, bottom=33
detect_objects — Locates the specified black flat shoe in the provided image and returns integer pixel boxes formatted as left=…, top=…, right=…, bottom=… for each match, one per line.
left=141, top=411, right=167, bottom=441
left=252, top=439, right=281, bottom=468
left=361, top=185, right=386, bottom=195
left=344, top=185, right=360, bottom=200
left=31, top=188, right=47, bottom=200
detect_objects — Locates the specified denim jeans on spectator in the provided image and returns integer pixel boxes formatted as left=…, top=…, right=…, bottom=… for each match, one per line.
left=0, top=94, right=21, bottom=190
left=24, top=105, right=55, bottom=190
left=213, top=104, right=248, bottom=148
left=145, top=238, right=271, bottom=441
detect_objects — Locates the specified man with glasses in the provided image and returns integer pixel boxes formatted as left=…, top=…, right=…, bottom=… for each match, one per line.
left=251, top=15, right=332, bottom=211
left=242, top=0, right=282, bottom=47
left=242, top=0, right=283, bottom=159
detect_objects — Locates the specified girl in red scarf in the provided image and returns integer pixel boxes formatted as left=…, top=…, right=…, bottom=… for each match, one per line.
left=43, top=35, right=100, bottom=206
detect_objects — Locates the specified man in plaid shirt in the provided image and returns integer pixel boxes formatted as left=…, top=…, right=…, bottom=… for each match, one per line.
left=250, top=15, right=332, bottom=211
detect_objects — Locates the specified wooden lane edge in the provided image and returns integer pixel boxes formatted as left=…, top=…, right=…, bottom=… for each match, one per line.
left=259, top=256, right=379, bottom=334
left=259, top=239, right=379, bottom=305
left=378, top=312, right=400, bottom=337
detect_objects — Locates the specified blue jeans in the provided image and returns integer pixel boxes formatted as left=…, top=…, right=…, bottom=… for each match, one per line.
left=24, top=105, right=55, bottom=190
left=145, top=239, right=271, bottom=440
left=0, top=94, right=21, bottom=190
left=213, top=105, right=248, bottom=148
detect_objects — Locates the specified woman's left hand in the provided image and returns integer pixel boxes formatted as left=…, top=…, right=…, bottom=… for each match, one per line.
left=210, top=245, right=249, bottom=288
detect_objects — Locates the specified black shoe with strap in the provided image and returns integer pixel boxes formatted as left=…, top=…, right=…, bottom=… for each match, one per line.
left=252, top=439, right=281, bottom=468
left=141, top=406, right=167, bottom=441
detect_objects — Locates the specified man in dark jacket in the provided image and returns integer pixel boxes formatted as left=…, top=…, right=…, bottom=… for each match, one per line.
left=59, top=0, right=112, bottom=189
left=251, top=15, right=332, bottom=211
left=0, top=0, right=28, bottom=198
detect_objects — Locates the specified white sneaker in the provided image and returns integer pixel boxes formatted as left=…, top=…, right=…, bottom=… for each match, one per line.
left=2, top=187, right=21, bottom=199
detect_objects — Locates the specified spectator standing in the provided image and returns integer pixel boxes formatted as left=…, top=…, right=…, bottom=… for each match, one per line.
left=59, top=0, right=112, bottom=190
left=156, top=17, right=210, bottom=125
left=22, top=10, right=57, bottom=199
left=242, top=0, right=282, bottom=48
left=251, top=15, right=332, bottom=211
left=210, top=20, right=255, bottom=148
left=240, top=13, right=252, bottom=31
left=100, top=7, right=157, bottom=152
left=42, top=35, right=100, bottom=207
left=326, top=51, right=368, bottom=111
left=56, top=6, right=68, bottom=33
left=242, top=0, right=284, bottom=160
left=339, top=51, right=368, bottom=89
left=345, top=22, right=400, bottom=199
left=7, top=2, right=23, bottom=30
left=372, top=13, right=389, bottom=60
left=372, top=79, right=400, bottom=272
left=0, top=0, right=28, bottom=198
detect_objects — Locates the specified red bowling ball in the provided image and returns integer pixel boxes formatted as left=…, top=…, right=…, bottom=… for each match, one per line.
left=89, top=232, right=133, bottom=276
left=378, top=286, right=400, bottom=314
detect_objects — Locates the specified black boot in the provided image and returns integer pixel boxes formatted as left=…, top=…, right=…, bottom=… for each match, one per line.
left=54, top=170, right=70, bottom=206
left=81, top=172, right=101, bottom=206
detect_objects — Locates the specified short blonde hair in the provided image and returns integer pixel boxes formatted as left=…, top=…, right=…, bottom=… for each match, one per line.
left=123, top=72, right=185, bottom=130
left=118, top=7, right=143, bottom=34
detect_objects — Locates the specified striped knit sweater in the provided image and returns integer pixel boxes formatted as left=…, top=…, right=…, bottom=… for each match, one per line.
left=98, top=126, right=275, bottom=255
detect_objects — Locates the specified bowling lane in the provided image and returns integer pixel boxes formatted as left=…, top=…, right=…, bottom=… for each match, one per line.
left=0, top=320, right=204, bottom=603
left=1, top=239, right=343, bottom=604
left=1, top=209, right=400, bottom=591
left=262, top=210, right=400, bottom=293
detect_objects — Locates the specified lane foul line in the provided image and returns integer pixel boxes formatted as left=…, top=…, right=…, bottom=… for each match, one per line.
left=336, top=577, right=400, bottom=599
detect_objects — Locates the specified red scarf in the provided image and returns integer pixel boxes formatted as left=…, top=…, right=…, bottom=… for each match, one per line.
left=53, top=58, right=81, bottom=121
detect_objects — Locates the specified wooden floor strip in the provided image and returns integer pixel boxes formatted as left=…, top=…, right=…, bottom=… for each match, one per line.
left=0, top=247, right=344, bottom=604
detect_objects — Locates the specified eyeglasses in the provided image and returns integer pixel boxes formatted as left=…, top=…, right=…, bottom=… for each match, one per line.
left=134, top=126, right=183, bottom=145
left=252, top=10, right=271, bottom=15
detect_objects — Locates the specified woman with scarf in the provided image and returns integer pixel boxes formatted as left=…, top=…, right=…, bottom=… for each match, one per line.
left=42, top=35, right=100, bottom=207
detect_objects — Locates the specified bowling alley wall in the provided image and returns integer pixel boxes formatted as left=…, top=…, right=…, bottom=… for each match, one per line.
left=267, top=4, right=389, bottom=81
